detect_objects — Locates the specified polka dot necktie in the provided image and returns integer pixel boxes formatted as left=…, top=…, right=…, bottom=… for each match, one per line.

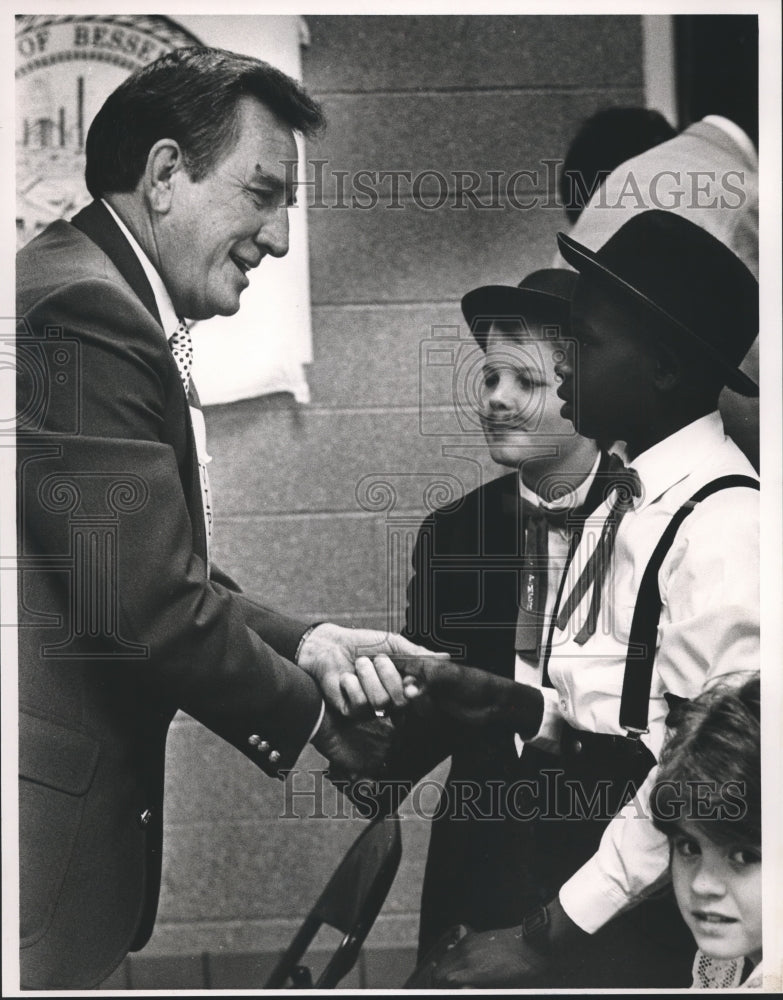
left=168, top=318, right=213, bottom=567
left=169, top=319, right=194, bottom=394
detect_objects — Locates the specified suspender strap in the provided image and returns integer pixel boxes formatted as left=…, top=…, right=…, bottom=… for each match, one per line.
left=619, top=475, right=759, bottom=736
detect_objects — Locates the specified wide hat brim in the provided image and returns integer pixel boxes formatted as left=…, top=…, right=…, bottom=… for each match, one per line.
left=557, top=225, right=759, bottom=398
left=461, top=269, right=577, bottom=351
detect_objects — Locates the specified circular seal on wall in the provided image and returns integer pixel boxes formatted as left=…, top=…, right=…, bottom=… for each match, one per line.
left=16, top=14, right=202, bottom=247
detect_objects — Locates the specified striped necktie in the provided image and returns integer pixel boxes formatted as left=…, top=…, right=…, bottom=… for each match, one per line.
left=555, top=456, right=641, bottom=645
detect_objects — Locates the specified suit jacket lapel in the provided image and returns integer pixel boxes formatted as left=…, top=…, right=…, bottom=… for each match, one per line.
left=71, top=200, right=163, bottom=329
left=71, top=200, right=209, bottom=563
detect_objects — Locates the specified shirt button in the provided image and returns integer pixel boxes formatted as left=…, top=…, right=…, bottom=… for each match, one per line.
left=560, top=699, right=568, bottom=712
left=573, top=740, right=583, bottom=754
left=138, top=808, right=153, bottom=828
left=269, top=750, right=281, bottom=764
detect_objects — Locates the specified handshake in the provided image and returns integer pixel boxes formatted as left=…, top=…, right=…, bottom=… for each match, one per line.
left=299, top=623, right=545, bottom=782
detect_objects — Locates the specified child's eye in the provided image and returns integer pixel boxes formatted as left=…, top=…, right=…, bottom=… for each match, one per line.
left=483, top=370, right=499, bottom=390
left=673, top=836, right=700, bottom=859
left=729, top=846, right=761, bottom=867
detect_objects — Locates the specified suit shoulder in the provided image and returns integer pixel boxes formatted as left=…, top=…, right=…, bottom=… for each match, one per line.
left=17, top=221, right=142, bottom=316
left=427, top=472, right=517, bottom=525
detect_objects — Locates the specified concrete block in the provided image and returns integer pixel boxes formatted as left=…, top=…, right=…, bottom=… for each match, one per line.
left=308, top=191, right=564, bottom=305
left=303, top=15, right=642, bottom=91
left=155, top=815, right=370, bottom=923
left=306, top=88, right=643, bottom=201
left=204, top=403, right=500, bottom=517
left=308, top=303, right=467, bottom=409
left=127, top=953, right=206, bottom=990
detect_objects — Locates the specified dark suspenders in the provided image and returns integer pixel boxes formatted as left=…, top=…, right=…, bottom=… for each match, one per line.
left=619, top=474, right=759, bottom=737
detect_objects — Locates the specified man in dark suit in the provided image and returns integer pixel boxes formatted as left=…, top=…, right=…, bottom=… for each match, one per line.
left=373, top=270, right=606, bottom=958
left=16, top=46, right=429, bottom=989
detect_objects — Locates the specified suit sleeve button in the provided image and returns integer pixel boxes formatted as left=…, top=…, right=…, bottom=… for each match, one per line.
left=248, top=735, right=261, bottom=746
left=257, top=740, right=270, bottom=753
left=268, top=750, right=281, bottom=764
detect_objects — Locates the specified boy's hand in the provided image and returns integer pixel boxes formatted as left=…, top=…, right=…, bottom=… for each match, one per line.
left=387, top=655, right=545, bottom=739
left=311, top=707, right=395, bottom=782
left=431, top=896, right=585, bottom=988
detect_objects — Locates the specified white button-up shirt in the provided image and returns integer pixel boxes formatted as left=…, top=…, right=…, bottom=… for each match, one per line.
left=102, top=199, right=214, bottom=568
left=513, top=452, right=602, bottom=756
left=527, top=412, right=759, bottom=931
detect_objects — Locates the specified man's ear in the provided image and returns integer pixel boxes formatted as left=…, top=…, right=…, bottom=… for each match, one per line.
left=143, top=139, right=185, bottom=214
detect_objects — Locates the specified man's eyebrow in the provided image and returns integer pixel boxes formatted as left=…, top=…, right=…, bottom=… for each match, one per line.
left=249, top=165, right=297, bottom=205
left=249, top=166, right=286, bottom=190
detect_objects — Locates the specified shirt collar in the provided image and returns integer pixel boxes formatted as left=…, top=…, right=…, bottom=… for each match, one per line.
left=101, top=198, right=180, bottom=338
left=518, top=451, right=602, bottom=515
left=630, top=411, right=726, bottom=510
left=701, top=115, right=758, bottom=167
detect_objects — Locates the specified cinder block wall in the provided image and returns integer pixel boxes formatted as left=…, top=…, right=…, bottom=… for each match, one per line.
left=129, top=14, right=645, bottom=990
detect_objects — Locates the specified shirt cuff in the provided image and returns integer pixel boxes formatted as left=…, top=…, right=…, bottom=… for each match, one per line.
left=526, top=687, right=563, bottom=755
left=307, top=700, right=325, bottom=743
left=559, top=857, right=631, bottom=934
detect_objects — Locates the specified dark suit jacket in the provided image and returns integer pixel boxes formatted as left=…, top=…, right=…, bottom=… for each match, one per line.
left=16, top=201, right=322, bottom=988
left=389, top=464, right=612, bottom=956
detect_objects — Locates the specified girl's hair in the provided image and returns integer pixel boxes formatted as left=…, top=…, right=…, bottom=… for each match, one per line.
left=650, top=673, right=760, bottom=846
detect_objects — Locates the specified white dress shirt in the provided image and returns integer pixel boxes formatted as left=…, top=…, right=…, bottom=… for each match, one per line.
left=525, top=413, right=759, bottom=931
left=102, top=199, right=214, bottom=568
left=513, top=453, right=602, bottom=755
left=102, top=200, right=325, bottom=741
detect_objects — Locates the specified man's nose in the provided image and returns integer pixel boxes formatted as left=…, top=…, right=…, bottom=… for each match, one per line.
left=256, top=206, right=289, bottom=258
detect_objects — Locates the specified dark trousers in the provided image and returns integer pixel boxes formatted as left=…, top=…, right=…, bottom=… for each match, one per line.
left=417, top=739, right=694, bottom=989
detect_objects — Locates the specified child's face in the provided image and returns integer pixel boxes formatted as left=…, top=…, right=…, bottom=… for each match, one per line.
left=480, top=323, right=591, bottom=489
left=670, top=820, right=762, bottom=966
left=558, top=279, right=658, bottom=449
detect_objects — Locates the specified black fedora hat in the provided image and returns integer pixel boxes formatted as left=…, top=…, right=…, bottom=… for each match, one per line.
left=461, top=268, right=578, bottom=352
left=557, top=210, right=759, bottom=397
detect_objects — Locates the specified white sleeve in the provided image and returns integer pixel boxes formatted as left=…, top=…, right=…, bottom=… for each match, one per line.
left=653, top=488, right=760, bottom=703
left=525, top=686, right=564, bottom=755
left=561, top=488, right=759, bottom=932
left=559, top=765, right=670, bottom=932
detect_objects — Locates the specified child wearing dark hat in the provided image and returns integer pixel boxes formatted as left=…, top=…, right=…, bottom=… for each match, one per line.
left=651, top=674, right=762, bottom=989
left=413, top=209, right=760, bottom=988
left=370, top=268, right=608, bottom=960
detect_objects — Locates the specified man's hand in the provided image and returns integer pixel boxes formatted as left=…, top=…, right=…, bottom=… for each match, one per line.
left=310, top=705, right=396, bottom=781
left=430, top=924, right=548, bottom=988
left=393, top=655, right=545, bottom=739
left=296, top=623, right=446, bottom=717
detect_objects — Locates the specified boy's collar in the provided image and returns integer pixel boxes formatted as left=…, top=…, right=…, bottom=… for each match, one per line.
left=630, top=412, right=726, bottom=510
left=518, top=451, right=602, bottom=515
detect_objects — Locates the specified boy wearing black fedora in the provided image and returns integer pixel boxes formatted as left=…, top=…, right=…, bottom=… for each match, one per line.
left=409, top=210, right=760, bottom=988
left=370, top=268, right=608, bottom=960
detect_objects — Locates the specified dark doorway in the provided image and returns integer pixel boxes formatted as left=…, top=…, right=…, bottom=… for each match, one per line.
left=674, top=14, right=758, bottom=145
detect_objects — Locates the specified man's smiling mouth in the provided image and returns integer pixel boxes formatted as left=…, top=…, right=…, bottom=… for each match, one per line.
left=230, top=254, right=260, bottom=276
